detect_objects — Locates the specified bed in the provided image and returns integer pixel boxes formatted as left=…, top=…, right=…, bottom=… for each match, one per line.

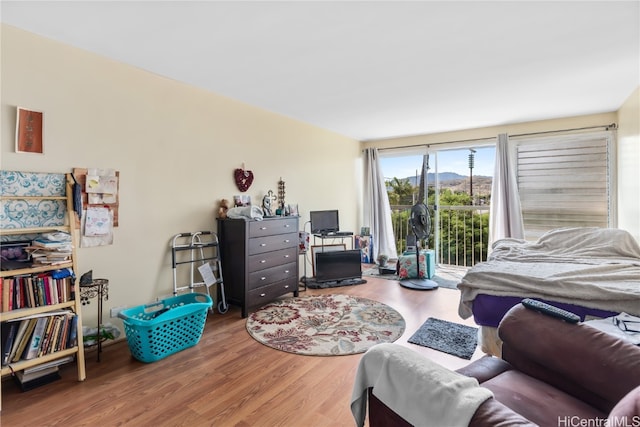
left=457, top=227, right=640, bottom=356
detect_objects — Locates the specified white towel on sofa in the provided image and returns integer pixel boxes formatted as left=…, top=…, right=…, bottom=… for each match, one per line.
left=351, top=343, right=493, bottom=427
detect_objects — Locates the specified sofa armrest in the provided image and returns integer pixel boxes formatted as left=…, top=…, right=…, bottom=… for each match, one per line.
left=368, top=388, right=536, bottom=427
left=455, top=355, right=513, bottom=383
left=499, top=304, right=640, bottom=413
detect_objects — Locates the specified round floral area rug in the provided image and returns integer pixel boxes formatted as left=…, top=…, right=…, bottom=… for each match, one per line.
left=246, top=294, right=406, bottom=356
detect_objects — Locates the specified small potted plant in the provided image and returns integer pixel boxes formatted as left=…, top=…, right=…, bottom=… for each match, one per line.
left=377, top=254, right=396, bottom=275
left=377, top=253, right=389, bottom=267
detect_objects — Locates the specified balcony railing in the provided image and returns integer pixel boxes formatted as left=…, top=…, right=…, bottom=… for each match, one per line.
left=391, top=204, right=490, bottom=267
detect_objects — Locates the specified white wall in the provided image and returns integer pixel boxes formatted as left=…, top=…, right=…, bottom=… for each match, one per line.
left=1, top=25, right=361, bottom=328
left=617, top=87, right=640, bottom=242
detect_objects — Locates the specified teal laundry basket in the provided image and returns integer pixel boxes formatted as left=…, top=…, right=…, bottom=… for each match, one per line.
left=118, top=293, right=212, bottom=363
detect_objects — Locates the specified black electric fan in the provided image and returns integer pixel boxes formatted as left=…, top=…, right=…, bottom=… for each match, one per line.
left=399, top=202, right=439, bottom=290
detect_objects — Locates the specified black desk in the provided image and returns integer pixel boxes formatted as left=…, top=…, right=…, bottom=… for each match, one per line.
left=313, top=233, right=354, bottom=249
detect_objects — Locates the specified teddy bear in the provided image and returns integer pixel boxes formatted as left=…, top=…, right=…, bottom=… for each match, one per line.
left=217, top=198, right=230, bottom=219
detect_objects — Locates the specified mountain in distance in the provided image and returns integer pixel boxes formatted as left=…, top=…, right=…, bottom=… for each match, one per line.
left=390, top=172, right=493, bottom=197
left=400, top=172, right=486, bottom=185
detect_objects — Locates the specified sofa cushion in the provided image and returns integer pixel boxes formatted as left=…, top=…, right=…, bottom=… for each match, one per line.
left=482, top=370, right=606, bottom=426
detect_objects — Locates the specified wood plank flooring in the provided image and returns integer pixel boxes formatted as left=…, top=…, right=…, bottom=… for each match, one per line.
left=1, top=275, right=483, bottom=427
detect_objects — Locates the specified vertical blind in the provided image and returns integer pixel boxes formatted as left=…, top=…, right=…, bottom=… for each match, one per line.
left=515, top=131, right=613, bottom=240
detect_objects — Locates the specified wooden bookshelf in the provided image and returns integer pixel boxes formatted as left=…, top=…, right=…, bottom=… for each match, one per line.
left=0, top=172, right=86, bottom=410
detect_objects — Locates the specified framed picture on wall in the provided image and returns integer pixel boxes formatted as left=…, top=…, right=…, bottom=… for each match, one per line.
left=310, top=243, right=346, bottom=276
left=15, top=107, right=44, bottom=154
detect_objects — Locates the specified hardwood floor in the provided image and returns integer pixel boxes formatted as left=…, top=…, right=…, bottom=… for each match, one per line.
left=1, top=275, right=483, bottom=426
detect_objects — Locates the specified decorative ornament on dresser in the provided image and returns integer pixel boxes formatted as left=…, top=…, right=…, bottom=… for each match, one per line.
left=217, top=198, right=230, bottom=219
left=263, top=190, right=277, bottom=217
left=234, top=164, right=254, bottom=192
left=278, top=178, right=286, bottom=210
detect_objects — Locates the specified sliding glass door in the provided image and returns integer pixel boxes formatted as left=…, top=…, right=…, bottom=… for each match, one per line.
left=379, top=144, right=494, bottom=267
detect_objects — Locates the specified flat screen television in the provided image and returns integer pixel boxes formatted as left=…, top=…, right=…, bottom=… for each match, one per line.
left=315, top=250, right=362, bottom=283
left=310, top=210, right=339, bottom=234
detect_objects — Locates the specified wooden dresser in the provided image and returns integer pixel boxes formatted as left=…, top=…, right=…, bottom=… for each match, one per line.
left=217, top=216, right=299, bottom=317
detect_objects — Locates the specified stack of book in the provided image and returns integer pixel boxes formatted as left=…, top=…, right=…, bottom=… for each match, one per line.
left=28, top=232, right=73, bottom=266
left=13, top=356, right=73, bottom=391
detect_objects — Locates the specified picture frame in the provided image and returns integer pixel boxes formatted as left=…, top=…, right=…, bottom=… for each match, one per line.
left=15, top=107, right=44, bottom=154
left=288, top=204, right=299, bottom=216
left=310, top=243, right=346, bottom=276
left=0, top=241, right=32, bottom=270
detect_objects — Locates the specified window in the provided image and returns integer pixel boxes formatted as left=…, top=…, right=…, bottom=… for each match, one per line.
left=515, top=130, right=615, bottom=240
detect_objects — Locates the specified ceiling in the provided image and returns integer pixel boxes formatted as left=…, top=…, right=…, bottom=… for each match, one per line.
left=2, top=1, right=639, bottom=141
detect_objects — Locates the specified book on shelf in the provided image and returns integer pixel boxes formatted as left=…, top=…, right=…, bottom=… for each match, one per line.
left=3, top=310, right=75, bottom=363
left=2, top=277, right=9, bottom=311
left=38, top=315, right=57, bottom=357
left=47, top=316, right=63, bottom=355
left=2, top=274, right=74, bottom=310
left=13, top=318, right=38, bottom=362
left=24, top=316, right=49, bottom=360
left=1, top=321, right=19, bottom=365
left=7, top=319, right=31, bottom=363
left=31, top=235, right=72, bottom=249
left=66, top=314, right=78, bottom=348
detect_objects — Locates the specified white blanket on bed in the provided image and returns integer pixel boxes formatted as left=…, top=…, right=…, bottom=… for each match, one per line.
left=458, top=227, right=640, bottom=319
left=351, top=343, right=493, bottom=427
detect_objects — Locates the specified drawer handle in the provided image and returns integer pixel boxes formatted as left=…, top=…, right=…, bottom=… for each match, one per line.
left=260, top=243, right=267, bottom=247
left=284, top=224, right=290, bottom=228
left=260, top=293, right=266, bottom=297
left=284, top=270, right=290, bottom=274
left=284, top=239, right=290, bottom=243
left=284, top=285, right=289, bottom=289
left=284, top=255, right=290, bottom=258
left=260, top=260, right=266, bottom=263
left=261, top=277, right=267, bottom=281
left=260, top=227, right=267, bottom=230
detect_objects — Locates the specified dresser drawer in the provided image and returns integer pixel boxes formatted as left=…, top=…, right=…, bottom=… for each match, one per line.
left=248, top=247, right=298, bottom=272
left=248, top=232, right=298, bottom=255
left=249, top=217, right=298, bottom=238
left=248, top=261, right=297, bottom=289
left=247, top=277, right=298, bottom=308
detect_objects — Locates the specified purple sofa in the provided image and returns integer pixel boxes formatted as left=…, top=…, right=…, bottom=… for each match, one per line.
left=367, top=304, right=640, bottom=426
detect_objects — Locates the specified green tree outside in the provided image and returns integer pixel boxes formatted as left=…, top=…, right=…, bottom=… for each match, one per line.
left=387, top=180, right=489, bottom=266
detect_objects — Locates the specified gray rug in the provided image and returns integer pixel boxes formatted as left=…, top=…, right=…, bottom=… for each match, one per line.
left=408, top=318, right=478, bottom=359
left=362, top=267, right=460, bottom=290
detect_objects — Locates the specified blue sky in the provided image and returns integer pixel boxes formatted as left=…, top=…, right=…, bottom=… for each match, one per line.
left=379, top=146, right=495, bottom=180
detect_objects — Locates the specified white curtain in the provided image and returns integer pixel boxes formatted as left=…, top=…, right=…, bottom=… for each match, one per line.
left=363, top=148, right=398, bottom=261
left=489, top=133, right=524, bottom=249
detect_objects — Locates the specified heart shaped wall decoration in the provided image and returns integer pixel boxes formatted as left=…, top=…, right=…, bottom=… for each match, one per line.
left=234, top=168, right=254, bottom=192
